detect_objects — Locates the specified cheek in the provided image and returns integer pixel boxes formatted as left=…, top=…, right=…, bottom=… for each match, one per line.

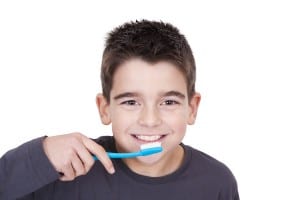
left=171, top=118, right=187, bottom=135
left=110, top=109, right=134, bottom=134
left=162, top=109, right=188, bottom=133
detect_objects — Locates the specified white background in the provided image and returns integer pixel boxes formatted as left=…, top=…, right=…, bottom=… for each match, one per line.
left=0, top=0, right=299, bottom=199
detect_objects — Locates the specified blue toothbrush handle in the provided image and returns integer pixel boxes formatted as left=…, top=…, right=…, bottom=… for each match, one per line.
left=92, top=147, right=162, bottom=160
left=93, top=152, right=141, bottom=160
left=107, top=152, right=141, bottom=158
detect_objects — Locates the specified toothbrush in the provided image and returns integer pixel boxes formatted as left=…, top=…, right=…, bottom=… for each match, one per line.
left=93, top=142, right=163, bottom=160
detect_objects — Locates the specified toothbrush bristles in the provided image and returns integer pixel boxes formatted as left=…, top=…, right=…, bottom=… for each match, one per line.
left=140, top=142, right=161, bottom=149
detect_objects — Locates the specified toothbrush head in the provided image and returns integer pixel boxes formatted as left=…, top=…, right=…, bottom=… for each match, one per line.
left=139, top=142, right=163, bottom=156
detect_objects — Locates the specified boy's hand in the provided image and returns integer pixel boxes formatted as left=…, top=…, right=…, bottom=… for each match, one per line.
left=43, top=132, right=115, bottom=181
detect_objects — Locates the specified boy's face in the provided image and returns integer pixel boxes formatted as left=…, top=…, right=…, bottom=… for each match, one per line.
left=97, top=58, right=200, bottom=166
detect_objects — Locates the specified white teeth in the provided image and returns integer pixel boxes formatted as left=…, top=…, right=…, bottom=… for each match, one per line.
left=135, top=135, right=163, bottom=142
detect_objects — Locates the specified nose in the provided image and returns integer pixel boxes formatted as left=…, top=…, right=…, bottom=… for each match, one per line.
left=138, top=105, right=162, bottom=127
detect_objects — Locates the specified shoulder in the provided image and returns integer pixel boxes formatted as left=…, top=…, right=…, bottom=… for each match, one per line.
left=184, top=145, right=238, bottom=188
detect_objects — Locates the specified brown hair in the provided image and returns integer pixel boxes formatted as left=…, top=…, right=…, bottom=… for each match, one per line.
left=101, top=20, right=196, bottom=102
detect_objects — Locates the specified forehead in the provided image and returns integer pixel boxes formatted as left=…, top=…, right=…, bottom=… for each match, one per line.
left=111, top=58, right=187, bottom=96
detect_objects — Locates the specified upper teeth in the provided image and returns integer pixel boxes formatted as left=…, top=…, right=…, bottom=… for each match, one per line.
left=135, top=135, right=162, bottom=141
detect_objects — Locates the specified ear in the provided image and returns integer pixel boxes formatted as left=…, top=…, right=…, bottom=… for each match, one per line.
left=187, top=92, right=201, bottom=125
left=96, top=93, right=111, bottom=125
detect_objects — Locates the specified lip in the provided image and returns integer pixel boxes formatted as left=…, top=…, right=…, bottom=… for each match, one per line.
left=131, top=134, right=167, bottom=144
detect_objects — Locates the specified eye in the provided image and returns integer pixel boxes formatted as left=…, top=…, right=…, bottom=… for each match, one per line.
left=121, top=100, right=139, bottom=106
left=162, top=100, right=179, bottom=105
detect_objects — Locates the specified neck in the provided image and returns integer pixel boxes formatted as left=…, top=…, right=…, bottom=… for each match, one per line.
left=123, top=145, right=184, bottom=177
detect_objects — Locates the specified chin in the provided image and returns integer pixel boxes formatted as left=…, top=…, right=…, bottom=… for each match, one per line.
left=136, top=154, right=162, bottom=165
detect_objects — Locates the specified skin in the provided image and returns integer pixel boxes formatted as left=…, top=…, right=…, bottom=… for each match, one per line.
left=43, top=133, right=115, bottom=181
left=43, top=58, right=200, bottom=181
left=97, top=58, right=201, bottom=177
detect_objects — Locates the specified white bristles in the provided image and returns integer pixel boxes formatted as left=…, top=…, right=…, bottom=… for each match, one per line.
left=140, top=142, right=161, bottom=149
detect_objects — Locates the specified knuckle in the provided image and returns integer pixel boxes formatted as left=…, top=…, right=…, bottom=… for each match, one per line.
left=73, top=132, right=82, bottom=137
left=69, top=136, right=80, bottom=145
left=97, top=144, right=105, bottom=151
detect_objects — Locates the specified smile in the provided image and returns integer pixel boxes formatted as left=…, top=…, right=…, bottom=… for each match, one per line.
left=133, top=134, right=166, bottom=142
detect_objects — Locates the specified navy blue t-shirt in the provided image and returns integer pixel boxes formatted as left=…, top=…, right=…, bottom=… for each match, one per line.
left=0, top=136, right=239, bottom=200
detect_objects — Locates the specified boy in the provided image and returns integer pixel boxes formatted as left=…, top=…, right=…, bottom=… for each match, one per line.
left=0, top=20, right=239, bottom=199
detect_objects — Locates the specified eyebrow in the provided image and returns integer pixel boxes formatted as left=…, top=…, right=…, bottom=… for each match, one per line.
left=113, top=92, right=139, bottom=100
left=113, top=91, right=185, bottom=100
left=163, top=91, right=186, bottom=99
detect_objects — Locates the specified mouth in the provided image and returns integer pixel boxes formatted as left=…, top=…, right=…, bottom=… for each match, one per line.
left=132, top=134, right=167, bottom=143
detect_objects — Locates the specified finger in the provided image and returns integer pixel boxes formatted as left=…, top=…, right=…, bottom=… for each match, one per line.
left=81, top=137, right=115, bottom=174
left=70, top=136, right=95, bottom=173
left=70, top=155, right=86, bottom=177
left=60, top=162, right=76, bottom=181
left=65, top=133, right=95, bottom=176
